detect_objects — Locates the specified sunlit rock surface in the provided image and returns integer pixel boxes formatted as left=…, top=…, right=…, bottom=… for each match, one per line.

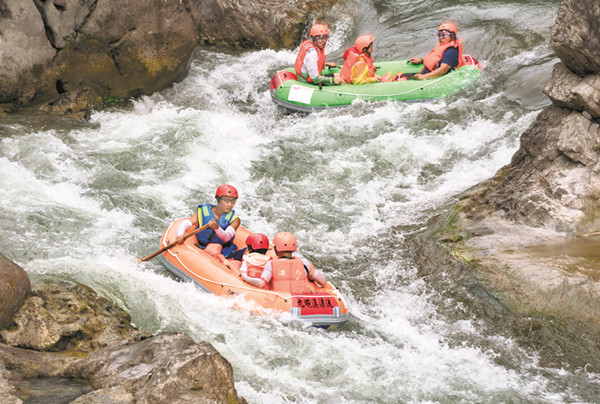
left=0, top=0, right=336, bottom=114
left=434, top=0, right=600, bottom=369
left=0, top=274, right=245, bottom=403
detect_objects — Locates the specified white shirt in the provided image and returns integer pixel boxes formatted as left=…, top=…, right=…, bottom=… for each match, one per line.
left=301, top=48, right=320, bottom=80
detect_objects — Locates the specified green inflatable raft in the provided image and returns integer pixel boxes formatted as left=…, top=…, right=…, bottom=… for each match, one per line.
left=269, top=55, right=481, bottom=113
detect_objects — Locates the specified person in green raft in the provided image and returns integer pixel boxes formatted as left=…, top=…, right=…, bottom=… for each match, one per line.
left=409, top=22, right=464, bottom=80
left=294, top=23, right=345, bottom=86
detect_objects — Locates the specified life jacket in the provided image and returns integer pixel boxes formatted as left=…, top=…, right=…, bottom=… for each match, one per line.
left=341, top=51, right=375, bottom=84
left=270, top=257, right=309, bottom=294
left=422, top=38, right=463, bottom=73
left=294, top=40, right=326, bottom=83
left=244, top=253, right=271, bottom=278
left=195, top=203, right=238, bottom=252
left=342, top=45, right=360, bottom=61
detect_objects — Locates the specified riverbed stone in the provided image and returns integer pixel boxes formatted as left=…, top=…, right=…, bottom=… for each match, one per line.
left=0, top=254, right=31, bottom=331
left=0, top=281, right=150, bottom=352
left=68, top=332, right=245, bottom=404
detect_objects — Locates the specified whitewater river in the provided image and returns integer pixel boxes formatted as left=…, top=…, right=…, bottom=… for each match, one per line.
left=2, top=0, right=599, bottom=402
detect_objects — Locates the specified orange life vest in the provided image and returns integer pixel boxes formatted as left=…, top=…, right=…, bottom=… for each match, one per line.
left=340, top=51, right=375, bottom=83
left=270, top=257, right=308, bottom=294
left=422, top=39, right=463, bottom=73
left=244, top=253, right=271, bottom=278
left=294, top=40, right=326, bottom=83
left=343, top=45, right=360, bottom=61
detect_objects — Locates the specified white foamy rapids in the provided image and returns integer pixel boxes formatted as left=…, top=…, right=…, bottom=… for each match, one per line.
left=3, top=0, right=595, bottom=401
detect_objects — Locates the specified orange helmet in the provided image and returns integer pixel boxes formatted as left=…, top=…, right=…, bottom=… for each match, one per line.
left=245, top=233, right=269, bottom=251
left=215, top=184, right=238, bottom=199
left=273, top=232, right=297, bottom=252
left=355, top=34, right=374, bottom=52
left=310, top=23, right=329, bottom=37
left=438, top=22, right=457, bottom=36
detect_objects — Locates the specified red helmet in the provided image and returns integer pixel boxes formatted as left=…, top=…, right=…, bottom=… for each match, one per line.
left=310, top=23, right=329, bottom=37
left=273, top=232, right=297, bottom=252
left=355, top=34, right=374, bottom=52
left=438, top=22, right=457, bottom=36
left=215, top=184, right=238, bottom=199
left=245, top=233, right=269, bottom=250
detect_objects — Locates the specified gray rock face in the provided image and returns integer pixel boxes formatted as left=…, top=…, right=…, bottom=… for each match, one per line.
left=551, top=0, right=600, bottom=76
left=0, top=254, right=31, bottom=330
left=460, top=0, right=600, bottom=234
left=0, top=0, right=335, bottom=113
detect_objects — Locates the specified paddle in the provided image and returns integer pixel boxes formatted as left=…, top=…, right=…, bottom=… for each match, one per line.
left=138, top=223, right=210, bottom=262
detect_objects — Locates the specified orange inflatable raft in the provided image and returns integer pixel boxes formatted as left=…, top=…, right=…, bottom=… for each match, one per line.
left=158, top=218, right=350, bottom=328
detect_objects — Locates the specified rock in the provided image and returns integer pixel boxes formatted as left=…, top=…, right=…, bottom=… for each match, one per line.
left=434, top=0, right=600, bottom=370
left=0, top=276, right=245, bottom=402
left=551, top=0, right=600, bottom=76
left=0, top=343, right=80, bottom=378
left=545, top=63, right=600, bottom=118
left=0, top=0, right=339, bottom=113
left=187, top=0, right=338, bottom=50
left=0, top=359, right=21, bottom=404
left=0, top=253, right=31, bottom=331
left=0, top=0, right=56, bottom=106
left=0, top=281, right=151, bottom=352
left=68, top=332, right=245, bottom=404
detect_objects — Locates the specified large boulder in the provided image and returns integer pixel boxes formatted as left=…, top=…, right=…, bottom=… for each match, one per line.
left=0, top=254, right=30, bottom=331
left=458, top=0, right=600, bottom=234
left=551, top=0, right=600, bottom=76
left=0, top=0, right=338, bottom=113
left=0, top=278, right=245, bottom=403
left=68, top=332, right=244, bottom=404
left=0, top=280, right=150, bottom=352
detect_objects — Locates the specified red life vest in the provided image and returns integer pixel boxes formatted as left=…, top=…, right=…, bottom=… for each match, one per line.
left=343, top=45, right=360, bottom=61
left=340, top=51, right=375, bottom=83
left=270, top=257, right=308, bottom=294
left=422, top=38, right=463, bottom=73
left=294, top=40, right=326, bottom=83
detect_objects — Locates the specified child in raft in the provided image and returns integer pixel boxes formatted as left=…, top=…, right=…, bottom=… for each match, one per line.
left=238, top=233, right=272, bottom=290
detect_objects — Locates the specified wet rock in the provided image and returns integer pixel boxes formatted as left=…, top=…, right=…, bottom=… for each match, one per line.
left=0, top=359, right=21, bottom=404
left=551, top=0, right=600, bottom=76
left=0, top=254, right=245, bottom=403
left=68, top=332, right=245, bottom=404
left=0, top=281, right=151, bottom=353
left=0, top=253, right=31, bottom=331
left=545, top=63, right=600, bottom=118
left=433, top=0, right=600, bottom=370
left=0, top=343, right=80, bottom=378
left=0, top=0, right=338, bottom=114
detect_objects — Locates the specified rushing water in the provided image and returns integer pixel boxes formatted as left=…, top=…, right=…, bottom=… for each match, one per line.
left=3, top=0, right=600, bottom=402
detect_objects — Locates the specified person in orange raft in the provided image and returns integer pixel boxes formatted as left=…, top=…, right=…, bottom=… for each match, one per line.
left=176, top=184, right=245, bottom=261
left=409, top=22, right=464, bottom=80
left=260, top=232, right=327, bottom=293
left=295, top=23, right=344, bottom=86
left=238, top=233, right=272, bottom=289
left=340, top=34, right=388, bottom=84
